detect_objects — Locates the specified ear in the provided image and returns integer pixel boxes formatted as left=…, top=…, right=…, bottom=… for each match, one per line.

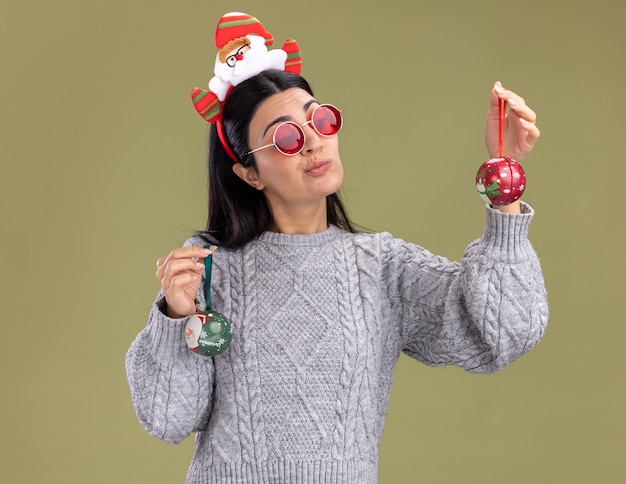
left=232, top=163, right=264, bottom=190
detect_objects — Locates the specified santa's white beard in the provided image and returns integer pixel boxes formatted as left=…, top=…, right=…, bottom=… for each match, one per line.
left=230, top=50, right=284, bottom=86
left=214, top=42, right=287, bottom=84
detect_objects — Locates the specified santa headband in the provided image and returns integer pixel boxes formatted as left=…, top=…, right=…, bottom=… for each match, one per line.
left=190, top=12, right=303, bottom=163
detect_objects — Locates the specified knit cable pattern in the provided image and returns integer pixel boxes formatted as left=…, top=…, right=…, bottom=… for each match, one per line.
left=126, top=206, right=548, bottom=483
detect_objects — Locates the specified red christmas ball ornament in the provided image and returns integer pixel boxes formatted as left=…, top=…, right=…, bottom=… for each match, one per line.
left=476, top=157, right=526, bottom=206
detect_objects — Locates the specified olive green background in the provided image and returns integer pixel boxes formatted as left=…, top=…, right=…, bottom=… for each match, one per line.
left=2, top=0, right=624, bottom=482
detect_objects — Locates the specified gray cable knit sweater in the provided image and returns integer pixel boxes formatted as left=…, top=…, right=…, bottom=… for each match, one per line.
left=126, top=204, right=548, bottom=483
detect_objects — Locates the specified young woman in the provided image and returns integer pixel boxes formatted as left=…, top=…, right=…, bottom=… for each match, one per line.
left=126, top=69, right=547, bottom=483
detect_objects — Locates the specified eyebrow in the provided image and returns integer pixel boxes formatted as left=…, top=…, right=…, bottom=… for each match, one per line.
left=261, top=99, right=319, bottom=138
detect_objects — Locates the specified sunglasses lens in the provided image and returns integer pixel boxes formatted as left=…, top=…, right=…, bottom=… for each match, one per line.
left=312, top=105, right=342, bottom=136
left=274, top=122, right=305, bottom=155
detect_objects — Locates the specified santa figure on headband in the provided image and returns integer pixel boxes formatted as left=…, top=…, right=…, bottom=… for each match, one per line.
left=192, top=12, right=302, bottom=123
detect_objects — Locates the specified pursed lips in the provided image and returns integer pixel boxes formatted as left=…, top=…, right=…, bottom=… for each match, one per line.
left=304, top=160, right=331, bottom=176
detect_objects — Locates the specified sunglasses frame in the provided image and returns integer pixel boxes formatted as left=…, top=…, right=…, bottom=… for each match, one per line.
left=247, top=104, right=342, bottom=157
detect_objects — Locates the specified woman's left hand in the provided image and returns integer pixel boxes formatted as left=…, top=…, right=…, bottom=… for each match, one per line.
left=485, top=81, right=540, bottom=162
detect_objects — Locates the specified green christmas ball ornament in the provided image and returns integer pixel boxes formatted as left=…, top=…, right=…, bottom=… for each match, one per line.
left=185, top=310, right=232, bottom=356
left=184, top=246, right=232, bottom=357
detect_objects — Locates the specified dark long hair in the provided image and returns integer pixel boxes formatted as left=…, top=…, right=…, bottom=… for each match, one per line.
left=197, top=69, right=357, bottom=248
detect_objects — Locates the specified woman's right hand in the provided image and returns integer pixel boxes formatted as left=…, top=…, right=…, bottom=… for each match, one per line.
left=155, top=246, right=216, bottom=319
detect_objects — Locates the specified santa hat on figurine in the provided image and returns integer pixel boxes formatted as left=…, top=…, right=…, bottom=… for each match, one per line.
left=214, top=12, right=275, bottom=49
left=190, top=12, right=302, bottom=162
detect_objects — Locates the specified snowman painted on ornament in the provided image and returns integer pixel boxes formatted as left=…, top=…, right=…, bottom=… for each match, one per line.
left=191, top=12, right=302, bottom=123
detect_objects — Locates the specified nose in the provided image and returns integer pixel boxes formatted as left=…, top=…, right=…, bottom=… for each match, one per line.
left=301, top=121, right=323, bottom=154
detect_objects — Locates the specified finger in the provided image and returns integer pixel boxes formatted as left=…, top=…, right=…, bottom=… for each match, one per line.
left=488, top=81, right=503, bottom=112
left=492, top=81, right=521, bottom=106
left=507, top=101, right=537, bottom=125
left=497, top=88, right=538, bottom=125
left=155, top=255, right=167, bottom=280
left=160, top=258, right=205, bottom=288
left=160, top=267, right=202, bottom=296
left=166, top=245, right=213, bottom=263
left=494, top=83, right=531, bottom=110
left=166, top=257, right=206, bottom=274
left=162, top=272, right=202, bottom=317
left=494, top=82, right=521, bottom=101
left=507, top=105, right=540, bottom=138
left=504, top=93, right=526, bottom=110
left=156, top=255, right=202, bottom=280
left=165, top=271, right=202, bottom=292
left=519, top=118, right=541, bottom=144
left=156, top=245, right=213, bottom=279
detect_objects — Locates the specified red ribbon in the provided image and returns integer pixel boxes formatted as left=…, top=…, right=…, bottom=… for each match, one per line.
left=498, top=98, right=506, bottom=158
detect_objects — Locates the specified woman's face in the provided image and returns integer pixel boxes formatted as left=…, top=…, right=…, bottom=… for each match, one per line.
left=239, top=87, right=344, bottom=212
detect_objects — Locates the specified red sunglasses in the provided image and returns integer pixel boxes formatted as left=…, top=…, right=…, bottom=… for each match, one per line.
left=247, top=104, right=343, bottom=157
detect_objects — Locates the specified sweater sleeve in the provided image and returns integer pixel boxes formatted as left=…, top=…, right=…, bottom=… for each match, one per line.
left=125, top=256, right=215, bottom=444
left=382, top=203, right=548, bottom=373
